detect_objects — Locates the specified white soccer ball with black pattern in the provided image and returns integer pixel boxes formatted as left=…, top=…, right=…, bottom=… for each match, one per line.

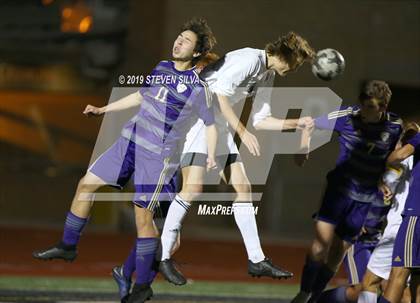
left=312, top=48, right=345, bottom=81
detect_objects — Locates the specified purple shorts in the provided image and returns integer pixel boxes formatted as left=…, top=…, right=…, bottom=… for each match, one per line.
left=392, top=215, right=420, bottom=268
left=88, top=136, right=178, bottom=211
left=316, top=183, right=372, bottom=243
left=89, top=137, right=136, bottom=189
left=344, top=241, right=377, bottom=284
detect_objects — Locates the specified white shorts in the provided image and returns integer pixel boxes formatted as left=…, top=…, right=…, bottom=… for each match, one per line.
left=182, top=111, right=239, bottom=156
left=367, top=225, right=399, bottom=280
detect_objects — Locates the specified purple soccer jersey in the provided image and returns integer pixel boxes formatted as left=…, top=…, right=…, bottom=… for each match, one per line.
left=122, top=60, right=214, bottom=157
left=402, top=133, right=420, bottom=216
left=315, top=106, right=403, bottom=197
left=89, top=60, right=215, bottom=210
left=314, top=106, right=402, bottom=242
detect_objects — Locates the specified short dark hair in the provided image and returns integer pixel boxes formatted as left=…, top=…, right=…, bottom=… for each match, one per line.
left=265, top=32, right=315, bottom=70
left=359, top=80, right=392, bottom=106
left=181, top=17, right=216, bottom=63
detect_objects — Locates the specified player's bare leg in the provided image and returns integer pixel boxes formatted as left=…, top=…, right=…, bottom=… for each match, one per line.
left=307, top=232, right=351, bottom=302
left=32, top=172, right=106, bottom=261
left=69, top=171, right=107, bottom=217
left=409, top=270, right=420, bottom=303
left=378, top=266, right=410, bottom=303
left=291, top=220, right=335, bottom=303
left=357, top=269, right=383, bottom=303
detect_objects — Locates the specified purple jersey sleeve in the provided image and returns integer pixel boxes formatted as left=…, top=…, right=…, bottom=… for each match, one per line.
left=314, top=106, right=353, bottom=132
left=408, top=133, right=420, bottom=150
left=192, top=84, right=215, bottom=126
left=138, top=61, right=162, bottom=97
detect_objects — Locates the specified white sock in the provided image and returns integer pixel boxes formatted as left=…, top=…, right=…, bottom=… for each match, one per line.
left=160, top=195, right=191, bottom=260
left=232, top=202, right=265, bottom=263
left=357, top=291, right=377, bottom=303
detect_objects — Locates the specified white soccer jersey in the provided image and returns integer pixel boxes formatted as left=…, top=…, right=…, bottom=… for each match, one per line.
left=182, top=48, right=275, bottom=155
left=383, top=156, right=413, bottom=236
left=367, top=156, right=413, bottom=280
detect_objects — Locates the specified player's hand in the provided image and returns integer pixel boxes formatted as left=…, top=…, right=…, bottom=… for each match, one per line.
left=379, top=182, right=393, bottom=202
left=206, top=156, right=217, bottom=172
left=239, top=130, right=260, bottom=156
left=294, top=154, right=309, bottom=167
left=297, top=116, right=314, bottom=130
left=83, top=105, right=105, bottom=117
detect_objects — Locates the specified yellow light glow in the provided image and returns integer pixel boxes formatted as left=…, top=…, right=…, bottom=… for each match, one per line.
left=42, top=0, right=54, bottom=5
left=78, top=16, right=92, bottom=33
left=62, top=8, right=72, bottom=19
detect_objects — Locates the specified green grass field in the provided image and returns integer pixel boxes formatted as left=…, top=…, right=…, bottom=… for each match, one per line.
left=0, top=276, right=298, bottom=302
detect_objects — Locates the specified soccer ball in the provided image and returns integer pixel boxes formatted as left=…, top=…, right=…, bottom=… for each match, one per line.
left=312, top=48, right=345, bottom=81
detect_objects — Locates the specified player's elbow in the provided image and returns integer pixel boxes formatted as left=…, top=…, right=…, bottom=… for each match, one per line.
left=134, top=91, right=143, bottom=105
left=253, top=120, right=263, bottom=130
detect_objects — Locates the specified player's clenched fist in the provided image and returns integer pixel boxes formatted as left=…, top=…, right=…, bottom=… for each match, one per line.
left=297, top=116, right=314, bottom=130
left=206, top=156, right=217, bottom=172
left=83, top=105, right=105, bottom=116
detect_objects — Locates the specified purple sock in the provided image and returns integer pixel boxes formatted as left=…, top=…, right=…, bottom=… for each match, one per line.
left=301, top=256, right=323, bottom=293
left=62, top=211, right=88, bottom=246
left=317, top=286, right=354, bottom=303
left=122, top=244, right=136, bottom=280
left=147, top=240, right=163, bottom=284
left=135, top=237, right=158, bottom=285
left=148, top=270, right=158, bottom=284
left=377, top=297, right=391, bottom=303
left=309, top=265, right=336, bottom=302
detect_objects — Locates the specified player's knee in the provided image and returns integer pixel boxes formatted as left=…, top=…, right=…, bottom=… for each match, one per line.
left=181, top=183, right=203, bottom=201
left=233, top=180, right=251, bottom=199
left=311, top=239, right=329, bottom=261
left=361, top=271, right=381, bottom=291
left=78, top=174, right=101, bottom=193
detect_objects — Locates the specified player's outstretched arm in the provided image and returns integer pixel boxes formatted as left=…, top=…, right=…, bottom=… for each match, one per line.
left=83, top=91, right=143, bottom=116
left=205, top=124, right=217, bottom=171
left=387, top=144, right=415, bottom=166
left=254, top=116, right=314, bottom=131
left=294, top=125, right=314, bottom=167
left=216, top=93, right=260, bottom=156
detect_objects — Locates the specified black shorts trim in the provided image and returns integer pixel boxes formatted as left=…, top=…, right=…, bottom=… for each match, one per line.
left=180, top=152, right=242, bottom=169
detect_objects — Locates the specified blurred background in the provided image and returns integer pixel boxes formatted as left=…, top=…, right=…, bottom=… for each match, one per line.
left=0, top=0, right=419, bottom=295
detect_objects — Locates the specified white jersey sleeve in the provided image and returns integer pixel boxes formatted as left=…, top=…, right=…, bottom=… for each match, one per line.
left=210, top=52, right=261, bottom=97
left=251, top=70, right=275, bottom=127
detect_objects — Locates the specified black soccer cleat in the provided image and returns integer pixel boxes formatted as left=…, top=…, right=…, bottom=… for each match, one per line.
left=112, top=265, right=132, bottom=302
left=248, top=258, right=293, bottom=279
left=32, top=242, right=77, bottom=262
left=159, top=259, right=187, bottom=286
left=127, top=283, right=153, bottom=303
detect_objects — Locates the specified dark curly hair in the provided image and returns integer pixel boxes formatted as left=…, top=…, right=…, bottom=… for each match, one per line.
left=265, top=31, right=315, bottom=70
left=359, top=80, right=392, bottom=106
left=181, top=17, right=216, bottom=64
